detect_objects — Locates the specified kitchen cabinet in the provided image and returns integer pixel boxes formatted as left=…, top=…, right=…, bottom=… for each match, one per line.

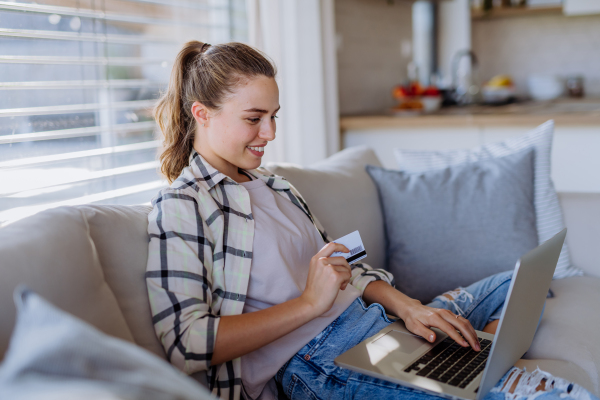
left=342, top=116, right=600, bottom=193
left=482, top=126, right=600, bottom=193
left=563, top=0, right=600, bottom=16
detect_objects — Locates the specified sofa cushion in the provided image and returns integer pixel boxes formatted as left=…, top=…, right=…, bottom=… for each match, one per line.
left=524, top=276, right=600, bottom=396
left=366, top=149, right=539, bottom=303
left=0, top=288, right=214, bottom=400
left=77, top=204, right=165, bottom=360
left=79, top=204, right=209, bottom=387
left=0, top=207, right=134, bottom=359
left=394, top=120, right=582, bottom=279
left=265, top=145, right=386, bottom=271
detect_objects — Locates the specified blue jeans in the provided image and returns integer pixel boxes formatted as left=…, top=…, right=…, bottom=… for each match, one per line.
left=276, top=271, right=596, bottom=400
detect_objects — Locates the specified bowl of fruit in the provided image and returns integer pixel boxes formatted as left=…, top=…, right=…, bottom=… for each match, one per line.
left=391, top=82, right=442, bottom=115
left=482, top=75, right=517, bottom=105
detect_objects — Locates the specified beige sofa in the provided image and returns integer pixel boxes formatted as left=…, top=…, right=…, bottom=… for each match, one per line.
left=1, top=146, right=599, bottom=398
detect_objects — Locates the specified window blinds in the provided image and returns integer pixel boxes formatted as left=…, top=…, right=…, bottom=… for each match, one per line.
left=0, top=0, right=247, bottom=226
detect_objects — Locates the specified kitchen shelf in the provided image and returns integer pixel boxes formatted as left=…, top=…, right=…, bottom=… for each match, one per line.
left=471, top=6, right=563, bottom=20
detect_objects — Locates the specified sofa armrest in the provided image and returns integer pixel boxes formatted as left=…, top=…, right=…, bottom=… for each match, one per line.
left=558, top=192, right=600, bottom=277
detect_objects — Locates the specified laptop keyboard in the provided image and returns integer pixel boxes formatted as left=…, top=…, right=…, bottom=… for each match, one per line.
left=404, top=337, right=492, bottom=388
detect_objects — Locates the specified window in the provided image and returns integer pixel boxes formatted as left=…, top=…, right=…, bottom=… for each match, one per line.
left=0, top=0, right=247, bottom=226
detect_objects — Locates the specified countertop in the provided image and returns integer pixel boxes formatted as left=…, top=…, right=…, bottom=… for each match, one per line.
left=340, top=99, right=600, bottom=130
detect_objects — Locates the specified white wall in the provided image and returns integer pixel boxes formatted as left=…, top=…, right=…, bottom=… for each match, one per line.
left=472, top=13, right=600, bottom=97
left=335, top=0, right=413, bottom=115
left=247, top=0, right=339, bottom=166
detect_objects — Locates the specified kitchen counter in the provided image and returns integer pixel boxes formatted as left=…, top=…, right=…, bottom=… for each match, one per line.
left=340, top=99, right=600, bottom=130
left=341, top=98, right=600, bottom=192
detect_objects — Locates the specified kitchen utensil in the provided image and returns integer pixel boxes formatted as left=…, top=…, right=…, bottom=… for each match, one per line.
left=451, top=50, right=481, bottom=105
left=566, top=75, right=584, bottom=98
left=527, top=74, right=564, bottom=101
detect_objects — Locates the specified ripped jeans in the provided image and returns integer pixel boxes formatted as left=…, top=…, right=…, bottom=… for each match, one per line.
left=276, top=271, right=598, bottom=400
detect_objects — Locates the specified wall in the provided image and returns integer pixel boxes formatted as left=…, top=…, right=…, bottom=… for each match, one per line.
left=472, top=13, right=600, bottom=97
left=335, top=0, right=413, bottom=115
left=247, top=0, right=338, bottom=166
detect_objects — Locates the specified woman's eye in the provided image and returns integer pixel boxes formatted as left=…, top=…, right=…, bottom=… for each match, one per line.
left=248, top=118, right=260, bottom=123
left=271, top=115, right=278, bottom=120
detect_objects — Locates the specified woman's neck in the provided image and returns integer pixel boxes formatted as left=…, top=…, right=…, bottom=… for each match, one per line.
left=193, top=147, right=251, bottom=183
left=237, top=169, right=254, bottom=183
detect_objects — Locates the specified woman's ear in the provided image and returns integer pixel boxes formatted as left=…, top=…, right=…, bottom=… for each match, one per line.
left=191, top=101, right=209, bottom=127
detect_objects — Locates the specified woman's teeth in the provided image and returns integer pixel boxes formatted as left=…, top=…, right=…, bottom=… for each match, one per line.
left=247, top=146, right=264, bottom=152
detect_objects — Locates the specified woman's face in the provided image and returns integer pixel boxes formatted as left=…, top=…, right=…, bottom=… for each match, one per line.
left=192, top=75, right=279, bottom=180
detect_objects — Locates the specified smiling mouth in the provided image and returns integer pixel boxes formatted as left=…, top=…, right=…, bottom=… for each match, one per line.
left=247, top=146, right=265, bottom=152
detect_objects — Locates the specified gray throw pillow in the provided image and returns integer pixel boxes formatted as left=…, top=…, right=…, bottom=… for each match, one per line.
left=366, top=148, right=539, bottom=303
left=0, top=287, right=215, bottom=400
left=394, top=121, right=581, bottom=279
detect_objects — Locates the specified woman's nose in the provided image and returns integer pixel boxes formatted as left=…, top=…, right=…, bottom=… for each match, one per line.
left=259, top=120, right=276, bottom=141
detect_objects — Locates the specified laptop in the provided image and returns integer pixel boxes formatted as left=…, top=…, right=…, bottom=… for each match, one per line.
left=334, top=228, right=567, bottom=400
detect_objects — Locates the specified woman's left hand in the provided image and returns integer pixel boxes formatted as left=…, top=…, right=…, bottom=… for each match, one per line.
left=362, top=281, right=481, bottom=351
left=399, top=298, right=481, bottom=351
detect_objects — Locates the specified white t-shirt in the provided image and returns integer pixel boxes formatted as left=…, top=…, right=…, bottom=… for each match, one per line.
left=239, top=178, right=359, bottom=399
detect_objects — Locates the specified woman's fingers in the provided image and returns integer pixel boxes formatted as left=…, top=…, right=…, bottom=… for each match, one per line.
left=319, top=256, right=351, bottom=276
left=402, top=304, right=481, bottom=351
left=407, top=321, right=438, bottom=343
left=318, top=242, right=350, bottom=258
left=440, top=311, right=481, bottom=351
left=303, top=244, right=354, bottom=316
left=331, top=264, right=351, bottom=275
left=404, top=310, right=461, bottom=345
left=332, top=265, right=352, bottom=289
left=430, top=315, right=471, bottom=348
left=440, top=310, right=479, bottom=347
left=315, top=256, right=351, bottom=289
left=325, top=256, right=351, bottom=269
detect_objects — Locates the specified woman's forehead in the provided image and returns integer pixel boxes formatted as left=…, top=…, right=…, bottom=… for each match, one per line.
left=227, top=76, right=279, bottom=112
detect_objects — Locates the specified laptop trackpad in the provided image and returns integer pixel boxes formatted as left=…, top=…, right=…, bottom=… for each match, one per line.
left=372, top=330, right=428, bottom=354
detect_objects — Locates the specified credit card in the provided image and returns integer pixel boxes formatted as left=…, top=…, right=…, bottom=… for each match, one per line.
left=331, top=230, right=367, bottom=264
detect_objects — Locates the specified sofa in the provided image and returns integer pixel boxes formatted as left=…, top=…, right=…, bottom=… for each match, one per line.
left=1, top=145, right=599, bottom=398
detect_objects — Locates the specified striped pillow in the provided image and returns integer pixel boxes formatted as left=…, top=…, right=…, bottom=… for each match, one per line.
left=393, top=120, right=582, bottom=279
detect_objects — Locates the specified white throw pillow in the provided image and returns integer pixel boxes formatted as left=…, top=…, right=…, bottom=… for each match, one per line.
left=394, top=120, right=582, bottom=279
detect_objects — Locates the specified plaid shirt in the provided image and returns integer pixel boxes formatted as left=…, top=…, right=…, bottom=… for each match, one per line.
left=145, top=150, right=394, bottom=400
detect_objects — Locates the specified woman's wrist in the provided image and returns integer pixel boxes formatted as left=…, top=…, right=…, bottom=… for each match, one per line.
left=392, top=295, right=422, bottom=321
left=381, top=287, right=421, bottom=320
left=363, top=280, right=421, bottom=321
left=297, top=293, right=326, bottom=320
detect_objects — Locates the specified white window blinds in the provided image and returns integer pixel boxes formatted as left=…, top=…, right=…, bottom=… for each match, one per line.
left=0, top=0, right=247, bottom=226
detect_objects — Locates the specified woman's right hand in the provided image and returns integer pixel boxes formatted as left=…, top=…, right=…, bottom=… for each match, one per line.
left=300, top=242, right=352, bottom=317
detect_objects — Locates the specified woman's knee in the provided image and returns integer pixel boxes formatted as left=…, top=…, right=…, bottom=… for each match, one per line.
left=428, top=287, right=474, bottom=316
left=469, top=270, right=513, bottom=293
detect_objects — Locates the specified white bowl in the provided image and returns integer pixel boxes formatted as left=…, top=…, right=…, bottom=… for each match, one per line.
left=482, top=86, right=517, bottom=104
left=421, top=96, right=442, bottom=113
left=528, top=75, right=564, bottom=101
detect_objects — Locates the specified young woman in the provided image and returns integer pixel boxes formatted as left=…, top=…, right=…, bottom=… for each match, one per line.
left=145, top=41, right=594, bottom=400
